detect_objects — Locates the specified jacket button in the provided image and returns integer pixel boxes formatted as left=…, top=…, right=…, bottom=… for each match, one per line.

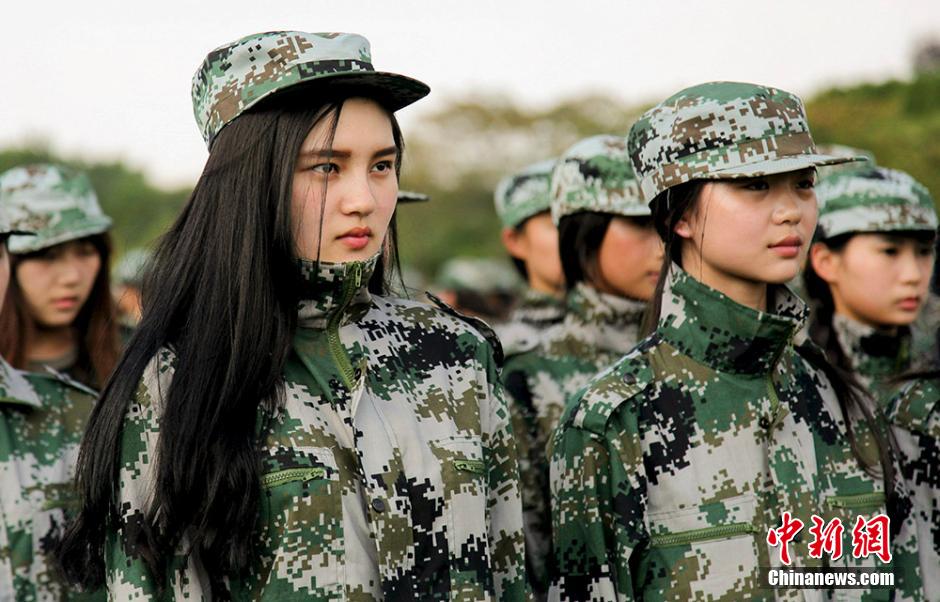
left=623, top=373, right=637, bottom=385
left=371, top=498, right=386, bottom=513
left=759, top=417, right=771, bottom=430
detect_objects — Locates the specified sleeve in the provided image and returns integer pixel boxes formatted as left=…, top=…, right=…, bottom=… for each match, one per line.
left=104, top=362, right=210, bottom=600
left=501, top=355, right=552, bottom=597
left=549, top=414, right=647, bottom=601
left=480, top=346, right=532, bottom=601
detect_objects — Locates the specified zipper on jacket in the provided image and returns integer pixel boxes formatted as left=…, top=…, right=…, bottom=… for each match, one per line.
left=650, top=522, right=758, bottom=548
left=825, top=492, right=886, bottom=511
left=327, top=262, right=363, bottom=390
left=261, top=467, right=327, bottom=489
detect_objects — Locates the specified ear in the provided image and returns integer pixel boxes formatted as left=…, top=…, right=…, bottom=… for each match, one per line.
left=809, top=242, right=840, bottom=284
left=501, top=227, right=527, bottom=260
left=673, top=216, right=694, bottom=240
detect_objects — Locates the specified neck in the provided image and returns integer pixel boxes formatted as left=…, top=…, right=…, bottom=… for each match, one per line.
left=528, top=277, right=564, bottom=299
left=831, top=301, right=898, bottom=336
left=679, top=250, right=768, bottom=312
left=28, top=325, right=77, bottom=362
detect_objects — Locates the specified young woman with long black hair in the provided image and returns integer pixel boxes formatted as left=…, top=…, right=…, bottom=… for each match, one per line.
left=57, top=31, right=526, bottom=600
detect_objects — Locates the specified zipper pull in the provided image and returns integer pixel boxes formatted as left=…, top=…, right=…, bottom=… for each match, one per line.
left=352, top=262, right=363, bottom=289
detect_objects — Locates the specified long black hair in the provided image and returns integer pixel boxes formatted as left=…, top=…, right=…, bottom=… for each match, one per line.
left=57, top=90, right=405, bottom=589
left=640, top=180, right=895, bottom=494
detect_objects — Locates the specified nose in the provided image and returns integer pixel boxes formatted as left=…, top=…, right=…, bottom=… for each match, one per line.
left=771, top=187, right=806, bottom=226
left=57, top=256, right=82, bottom=286
left=898, top=248, right=925, bottom=285
left=337, top=171, right=378, bottom=217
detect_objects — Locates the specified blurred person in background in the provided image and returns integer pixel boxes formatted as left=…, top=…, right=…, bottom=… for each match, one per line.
left=493, top=159, right=566, bottom=356
left=433, top=256, right=521, bottom=321
left=501, top=134, right=661, bottom=598
left=0, top=164, right=119, bottom=390
left=111, top=247, right=152, bottom=329
left=0, top=178, right=102, bottom=599
left=57, top=31, right=526, bottom=600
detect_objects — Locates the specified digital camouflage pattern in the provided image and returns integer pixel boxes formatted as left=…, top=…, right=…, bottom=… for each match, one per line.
left=814, top=144, right=876, bottom=180
left=886, top=377, right=940, bottom=598
left=192, top=31, right=430, bottom=148
left=0, top=356, right=102, bottom=600
left=815, top=166, right=937, bottom=239
left=435, top=257, right=521, bottom=294
left=105, top=255, right=527, bottom=600
left=550, top=135, right=647, bottom=224
left=0, top=164, right=111, bottom=254
left=626, top=81, right=863, bottom=203
left=494, top=160, right=556, bottom=229
left=495, top=289, right=565, bottom=358
left=502, top=283, right=646, bottom=598
left=831, top=314, right=911, bottom=408
left=549, top=264, right=922, bottom=601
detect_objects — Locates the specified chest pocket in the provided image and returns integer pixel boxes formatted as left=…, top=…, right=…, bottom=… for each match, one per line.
left=642, top=493, right=761, bottom=598
left=255, top=446, right=344, bottom=598
left=821, top=490, right=887, bottom=572
left=429, top=436, right=492, bottom=595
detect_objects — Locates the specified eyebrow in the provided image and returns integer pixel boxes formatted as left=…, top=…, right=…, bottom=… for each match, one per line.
left=300, top=146, right=398, bottom=160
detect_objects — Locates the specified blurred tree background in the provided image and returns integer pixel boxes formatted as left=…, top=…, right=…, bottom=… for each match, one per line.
left=3, top=61, right=938, bottom=281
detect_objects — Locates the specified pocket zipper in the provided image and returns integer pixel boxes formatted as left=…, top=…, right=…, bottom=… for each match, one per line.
left=262, top=467, right=327, bottom=489
left=650, top=522, right=758, bottom=548
left=454, top=459, right=485, bottom=475
left=825, top=492, right=886, bottom=510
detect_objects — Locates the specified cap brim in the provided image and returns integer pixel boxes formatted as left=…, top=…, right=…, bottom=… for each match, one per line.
left=707, top=153, right=869, bottom=179
left=262, top=70, right=430, bottom=113
left=397, top=191, right=430, bottom=204
left=8, top=217, right=112, bottom=254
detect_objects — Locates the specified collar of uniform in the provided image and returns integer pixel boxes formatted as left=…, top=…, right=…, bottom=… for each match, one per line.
left=512, top=288, right=565, bottom=323
left=832, top=313, right=910, bottom=379
left=657, top=263, right=807, bottom=375
left=296, top=254, right=378, bottom=330
left=565, top=282, right=647, bottom=355
left=0, top=356, right=42, bottom=409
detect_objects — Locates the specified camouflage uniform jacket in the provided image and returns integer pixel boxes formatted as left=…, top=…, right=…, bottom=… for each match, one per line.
left=832, top=314, right=911, bottom=408
left=549, top=265, right=918, bottom=601
left=886, top=378, right=940, bottom=600
left=0, top=357, right=102, bottom=601
left=501, top=283, right=645, bottom=598
left=104, top=256, right=528, bottom=601
left=494, top=289, right=565, bottom=358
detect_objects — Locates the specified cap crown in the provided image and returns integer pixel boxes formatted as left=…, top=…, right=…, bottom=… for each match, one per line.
left=816, top=166, right=937, bottom=238
left=0, top=164, right=112, bottom=254
left=551, top=135, right=647, bottom=224
left=494, top=159, right=555, bottom=228
left=628, top=81, right=822, bottom=202
left=192, top=31, right=428, bottom=148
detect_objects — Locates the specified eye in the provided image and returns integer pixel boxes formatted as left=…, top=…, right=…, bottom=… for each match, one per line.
left=310, top=163, right=339, bottom=175
left=742, top=179, right=769, bottom=191
left=797, top=177, right=816, bottom=189
left=372, top=160, right=394, bottom=173
left=881, top=246, right=899, bottom=256
left=917, top=244, right=935, bottom=257
left=75, top=240, right=98, bottom=257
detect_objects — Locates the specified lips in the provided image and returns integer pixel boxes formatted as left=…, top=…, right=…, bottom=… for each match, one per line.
left=51, top=297, right=79, bottom=310
left=338, top=226, right=372, bottom=250
left=769, top=235, right=803, bottom=258
left=897, top=297, right=921, bottom=311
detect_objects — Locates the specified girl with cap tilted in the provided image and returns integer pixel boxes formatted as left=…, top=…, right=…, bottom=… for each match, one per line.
left=804, top=165, right=940, bottom=598
left=0, top=191, right=102, bottom=599
left=57, top=32, right=526, bottom=600
left=0, top=165, right=120, bottom=390
left=501, top=135, right=662, bottom=598
left=549, top=82, right=922, bottom=601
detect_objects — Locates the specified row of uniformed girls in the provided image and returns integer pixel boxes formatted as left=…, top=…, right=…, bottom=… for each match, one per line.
left=494, top=85, right=939, bottom=600
left=0, top=29, right=937, bottom=602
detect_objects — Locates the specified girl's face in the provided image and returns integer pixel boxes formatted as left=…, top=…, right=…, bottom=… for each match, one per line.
left=501, top=212, right=564, bottom=295
left=291, top=97, right=399, bottom=262
left=677, top=169, right=817, bottom=308
left=595, top=216, right=663, bottom=301
left=811, top=233, right=934, bottom=327
left=15, top=238, right=101, bottom=328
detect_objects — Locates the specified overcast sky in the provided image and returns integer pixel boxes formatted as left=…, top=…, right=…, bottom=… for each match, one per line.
left=1, top=0, right=937, bottom=187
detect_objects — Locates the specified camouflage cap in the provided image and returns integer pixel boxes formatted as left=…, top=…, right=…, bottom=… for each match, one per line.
left=494, top=159, right=556, bottom=229
left=435, top=257, right=522, bottom=293
left=550, top=135, right=647, bottom=224
left=816, top=166, right=937, bottom=239
left=0, top=164, right=112, bottom=254
left=815, top=144, right=876, bottom=180
left=113, top=248, right=152, bottom=287
left=193, top=31, right=430, bottom=149
left=397, top=190, right=430, bottom=204
left=627, top=81, right=864, bottom=203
